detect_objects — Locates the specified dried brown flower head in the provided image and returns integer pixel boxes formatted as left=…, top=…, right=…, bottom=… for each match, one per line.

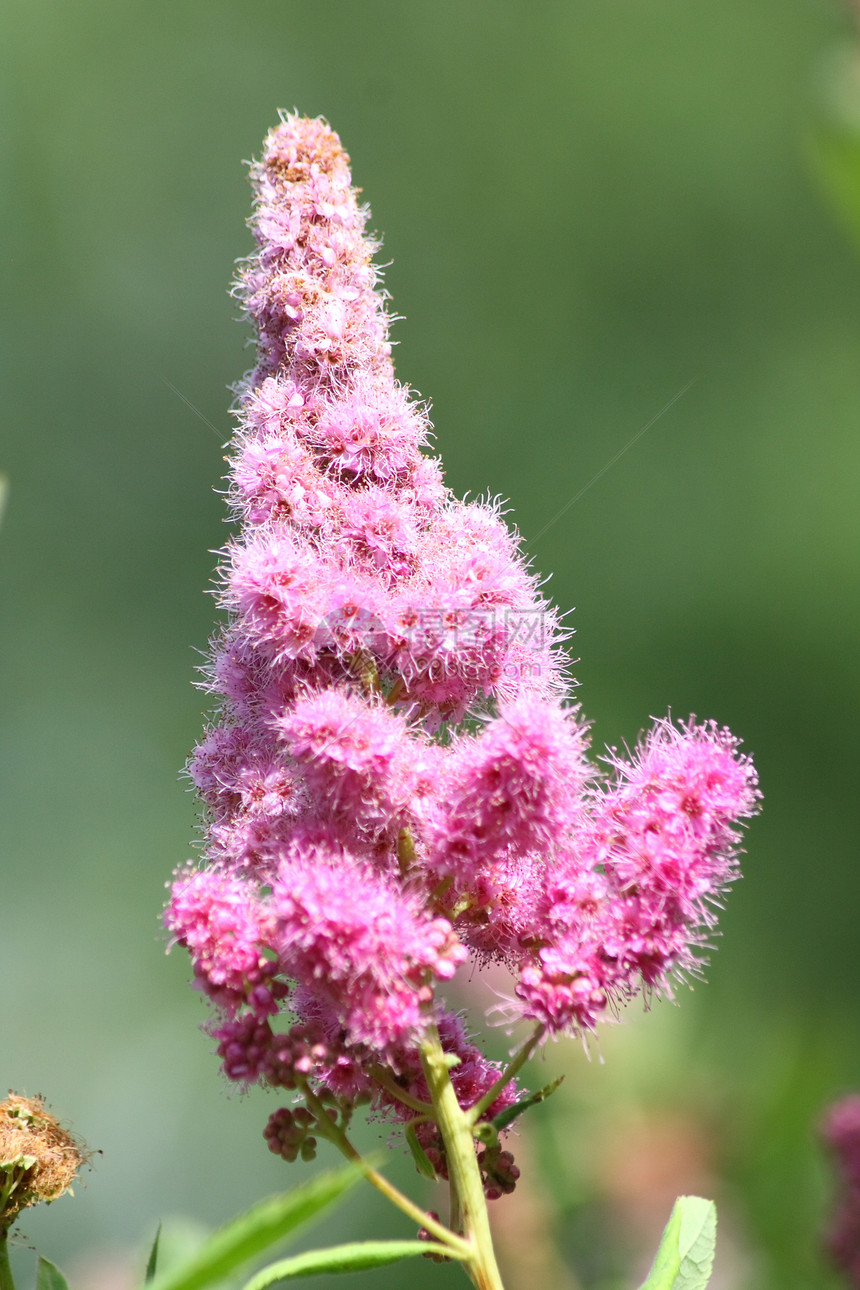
left=0, top=1093, right=88, bottom=1234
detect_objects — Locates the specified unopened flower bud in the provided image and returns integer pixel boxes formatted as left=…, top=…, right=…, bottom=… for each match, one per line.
left=418, top=1212, right=450, bottom=1262
left=478, top=1143, right=521, bottom=1199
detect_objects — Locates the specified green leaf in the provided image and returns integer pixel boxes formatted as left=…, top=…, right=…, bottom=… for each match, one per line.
left=2, top=1152, right=38, bottom=1171
left=404, top=1124, right=437, bottom=1180
left=638, top=1201, right=682, bottom=1290
left=145, top=1165, right=362, bottom=1290
left=145, top=1223, right=162, bottom=1282
left=675, top=1198, right=717, bottom=1289
left=0, top=475, right=8, bottom=532
left=36, top=1257, right=71, bottom=1290
left=637, top=1196, right=717, bottom=1290
left=240, top=1239, right=465, bottom=1288
left=491, top=1075, right=565, bottom=1132
left=805, top=43, right=860, bottom=253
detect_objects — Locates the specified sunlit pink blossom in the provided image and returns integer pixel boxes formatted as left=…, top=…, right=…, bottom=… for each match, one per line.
left=168, top=115, right=759, bottom=1195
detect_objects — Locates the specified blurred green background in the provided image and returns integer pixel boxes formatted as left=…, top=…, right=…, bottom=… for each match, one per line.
left=2, top=1, right=859, bottom=1287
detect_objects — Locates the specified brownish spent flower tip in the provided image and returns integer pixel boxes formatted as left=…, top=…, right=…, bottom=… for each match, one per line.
left=262, top=115, right=349, bottom=183
left=0, top=1093, right=88, bottom=1234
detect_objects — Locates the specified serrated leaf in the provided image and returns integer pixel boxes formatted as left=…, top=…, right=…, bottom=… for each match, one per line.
left=491, top=1075, right=565, bottom=1132
left=145, top=1223, right=162, bottom=1282
left=145, top=1165, right=362, bottom=1290
left=638, top=1196, right=717, bottom=1290
left=676, top=1197, right=717, bottom=1289
left=405, top=1124, right=437, bottom=1180
left=240, top=1239, right=465, bottom=1288
left=36, top=1257, right=71, bottom=1290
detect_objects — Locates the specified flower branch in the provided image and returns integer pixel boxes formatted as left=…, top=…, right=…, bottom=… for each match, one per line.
left=162, top=112, right=760, bottom=1288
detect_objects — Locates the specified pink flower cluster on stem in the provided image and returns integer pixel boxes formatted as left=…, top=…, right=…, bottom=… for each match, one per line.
left=165, top=114, right=760, bottom=1200
left=822, top=1095, right=860, bottom=1285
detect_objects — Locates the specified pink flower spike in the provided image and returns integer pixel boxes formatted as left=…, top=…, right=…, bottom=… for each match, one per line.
left=172, top=115, right=761, bottom=1184
left=821, top=1095, right=860, bottom=1284
left=823, top=1095, right=860, bottom=1190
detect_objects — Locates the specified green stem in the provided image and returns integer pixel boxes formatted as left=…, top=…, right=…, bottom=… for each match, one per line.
left=385, top=677, right=407, bottom=707
left=467, top=1025, right=545, bottom=1125
left=397, top=829, right=418, bottom=879
left=420, top=1026, right=505, bottom=1290
left=0, top=1234, right=16, bottom=1290
left=369, top=1066, right=434, bottom=1116
left=448, top=1174, right=462, bottom=1239
left=300, top=1084, right=472, bottom=1261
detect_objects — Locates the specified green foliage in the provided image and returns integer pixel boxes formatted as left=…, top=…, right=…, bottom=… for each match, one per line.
left=35, top=1257, right=71, bottom=1290
left=145, top=1225, right=162, bottom=1283
left=404, top=1125, right=438, bottom=1181
left=637, top=1197, right=717, bottom=1290
left=491, top=1075, right=565, bottom=1134
left=240, top=1240, right=464, bottom=1288
left=144, top=1167, right=361, bottom=1290
left=805, top=43, right=860, bottom=252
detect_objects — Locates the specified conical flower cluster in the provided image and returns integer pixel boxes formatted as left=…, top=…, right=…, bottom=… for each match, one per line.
left=166, top=115, right=759, bottom=1192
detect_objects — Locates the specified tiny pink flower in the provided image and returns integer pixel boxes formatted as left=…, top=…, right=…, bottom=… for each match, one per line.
left=424, top=697, right=588, bottom=881
left=165, top=868, right=280, bottom=1016
left=272, top=840, right=466, bottom=1056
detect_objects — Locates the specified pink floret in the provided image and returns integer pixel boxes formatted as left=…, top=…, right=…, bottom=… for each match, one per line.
left=425, top=697, right=588, bottom=881
left=597, top=718, right=760, bottom=927
left=514, top=718, right=759, bottom=1036
left=272, top=843, right=466, bottom=1056
left=165, top=869, right=279, bottom=1016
